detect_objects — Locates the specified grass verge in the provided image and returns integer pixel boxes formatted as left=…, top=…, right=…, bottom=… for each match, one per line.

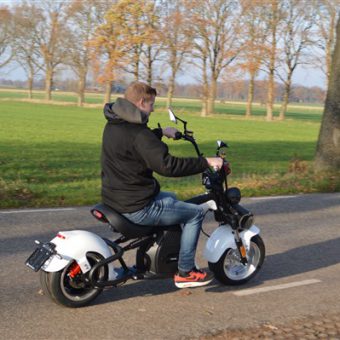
left=0, top=96, right=337, bottom=209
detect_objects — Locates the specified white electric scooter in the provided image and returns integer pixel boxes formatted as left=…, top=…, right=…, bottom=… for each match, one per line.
left=26, top=109, right=265, bottom=307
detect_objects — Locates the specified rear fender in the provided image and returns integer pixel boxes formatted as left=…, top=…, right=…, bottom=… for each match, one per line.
left=42, top=230, right=116, bottom=280
left=204, top=224, right=260, bottom=263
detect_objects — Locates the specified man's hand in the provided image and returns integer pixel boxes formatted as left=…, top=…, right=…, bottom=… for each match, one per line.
left=206, top=157, right=223, bottom=170
left=162, top=127, right=180, bottom=139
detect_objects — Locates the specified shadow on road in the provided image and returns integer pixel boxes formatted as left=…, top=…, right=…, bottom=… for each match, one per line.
left=72, top=236, right=340, bottom=306
left=261, top=237, right=340, bottom=280
left=4, top=233, right=340, bottom=306
left=92, top=277, right=178, bottom=306
left=206, top=236, right=340, bottom=294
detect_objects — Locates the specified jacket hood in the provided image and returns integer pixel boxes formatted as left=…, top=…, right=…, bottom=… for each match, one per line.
left=103, top=97, right=148, bottom=124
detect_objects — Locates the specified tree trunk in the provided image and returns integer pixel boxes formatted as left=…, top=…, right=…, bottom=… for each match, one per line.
left=147, top=64, right=152, bottom=86
left=246, top=73, right=255, bottom=117
left=27, top=76, right=33, bottom=99
left=207, top=77, right=217, bottom=115
left=77, top=72, right=86, bottom=107
left=166, top=71, right=175, bottom=109
left=45, top=67, right=53, bottom=101
left=266, top=1, right=277, bottom=121
left=279, top=72, right=292, bottom=120
left=201, top=84, right=208, bottom=117
left=315, top=18, right=340, bottom=172
left=133, top=58, right=139, bottom=82
left=326, top=10, right=336, bottom=88
left=104, top=81, right=112, bottom=103
left=266, top=59, right=275, bottom=121
left=146, top=46, right=152, bottom=86
left=133, top=63, right=139, bottom=82
left=201, top=56, right=208, bottom=117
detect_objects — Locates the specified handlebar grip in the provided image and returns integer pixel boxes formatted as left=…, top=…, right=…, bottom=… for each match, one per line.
left=174, top=131, right=183, bottom=140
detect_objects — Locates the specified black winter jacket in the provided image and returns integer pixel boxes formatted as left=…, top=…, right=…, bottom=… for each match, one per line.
left=101, top=98, right=209, bottom=213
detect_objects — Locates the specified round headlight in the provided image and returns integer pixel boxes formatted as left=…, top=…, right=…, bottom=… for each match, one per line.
left=226, top=187, right=241, bottom=204
left=239, top=213, right=254, bottom=229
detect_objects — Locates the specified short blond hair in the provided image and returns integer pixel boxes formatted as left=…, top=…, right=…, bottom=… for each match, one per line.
left=124, top=81, right=157, bottom=104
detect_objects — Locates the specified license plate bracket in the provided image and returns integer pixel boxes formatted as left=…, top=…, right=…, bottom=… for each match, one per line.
left=25, top=242, right=57, bottom=272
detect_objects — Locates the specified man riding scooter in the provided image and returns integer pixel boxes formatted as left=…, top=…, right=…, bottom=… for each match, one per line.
left=101, top=81, right=223, bottom=288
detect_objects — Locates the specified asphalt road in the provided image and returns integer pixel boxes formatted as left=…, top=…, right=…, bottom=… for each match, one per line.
left=1, top=193, right=340, bottom=340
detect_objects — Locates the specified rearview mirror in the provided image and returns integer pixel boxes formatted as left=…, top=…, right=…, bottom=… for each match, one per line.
left=168, top=108, right=177, bottom=123
left=217, top=140, right=228, bottom=148
left=216, top=140, right=228, bottom=158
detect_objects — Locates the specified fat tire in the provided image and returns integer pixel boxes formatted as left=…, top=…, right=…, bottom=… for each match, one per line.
left=46, top=252, right=107, bottom=308
left=209, top=235, right=265, bottom=285
left=39, top=270, right=54, bottom=301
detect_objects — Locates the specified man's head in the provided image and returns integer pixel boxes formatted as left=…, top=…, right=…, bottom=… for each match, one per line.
left=124, top=81, right=157, bottom=117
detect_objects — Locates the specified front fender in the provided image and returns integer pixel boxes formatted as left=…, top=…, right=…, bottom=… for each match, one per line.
left=203, top=224, right=260, bottom=263
left=42, top=230, right=116, bottom=280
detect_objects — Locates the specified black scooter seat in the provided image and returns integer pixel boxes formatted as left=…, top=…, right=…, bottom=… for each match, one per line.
left=91, top=203, right=180, bottom=239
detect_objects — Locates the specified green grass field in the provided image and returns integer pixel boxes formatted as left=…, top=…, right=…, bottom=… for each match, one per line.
left=0, top=89, right=337, bottom=208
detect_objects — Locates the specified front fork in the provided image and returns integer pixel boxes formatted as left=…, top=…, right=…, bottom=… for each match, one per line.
left=234, top=229, right=248, bottom=265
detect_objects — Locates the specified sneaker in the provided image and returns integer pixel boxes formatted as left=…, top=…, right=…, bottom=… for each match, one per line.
left=174, top=268, right=214, bottom=288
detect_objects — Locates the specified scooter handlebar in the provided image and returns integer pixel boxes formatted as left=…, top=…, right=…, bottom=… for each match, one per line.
left=174, top=131, right=183, bottom=140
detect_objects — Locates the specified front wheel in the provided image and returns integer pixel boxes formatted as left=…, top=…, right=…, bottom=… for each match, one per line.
left=40, top=252, right=107, bottom=308
left=209, top=235, right=265, bottom=285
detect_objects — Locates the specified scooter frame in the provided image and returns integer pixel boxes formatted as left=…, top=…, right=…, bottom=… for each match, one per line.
left=36, top=209, right=260, bottom=289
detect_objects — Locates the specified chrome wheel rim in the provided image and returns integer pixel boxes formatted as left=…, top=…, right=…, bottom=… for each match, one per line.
left=223, top=241, right=261, bottom=281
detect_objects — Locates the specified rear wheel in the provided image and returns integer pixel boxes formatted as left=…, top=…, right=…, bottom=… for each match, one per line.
left=209, top=235, right=265, bottom=285
left=39, top=270, right=52, bottom=299
left=42, top=252, right=107, bottom=308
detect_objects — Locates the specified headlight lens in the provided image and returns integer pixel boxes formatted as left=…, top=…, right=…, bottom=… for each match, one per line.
left=231, top=203, right=254, bottom=229
left=226, top=187, right=241, bottom=204
left=239, top=213, right=254, bottom=229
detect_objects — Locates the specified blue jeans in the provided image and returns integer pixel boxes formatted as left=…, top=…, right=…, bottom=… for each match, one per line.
left=123, top=192, right=205, bottom=273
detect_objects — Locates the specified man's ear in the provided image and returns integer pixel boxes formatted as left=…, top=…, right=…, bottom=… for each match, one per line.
left=136, top=98, right=145, bottom=109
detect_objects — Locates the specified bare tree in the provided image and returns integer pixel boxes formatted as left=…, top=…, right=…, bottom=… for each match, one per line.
left=11, top=3, right=43, bottom=99
left=314, top=0, right=339, bottom=88
left=263, top=0, right=284, bottom=121
left=193, top=39, right=210, bottom=116
left=159, top=1, right=192, bottom=108
left=140, top=1, right=163, bottom=86
left=66, top=0, right=110, bottom=106
left=315, top=16, right=340, bottom=172
left=188, top=0, right=241, bottom=116
left=277, top=0, right=316, bottom=120
left=108, top=0, right=157, bottom=83
left=90, top=0, right=161, bottom=102
left=37, top=0, right=71, bottom=100
left=239, top=0, right=269, bottom=117
left=90, top=3, right=127, bottom=103
left=184, top=0, right=209, bottom=116
left=0, top=6, right=13, bottom=68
